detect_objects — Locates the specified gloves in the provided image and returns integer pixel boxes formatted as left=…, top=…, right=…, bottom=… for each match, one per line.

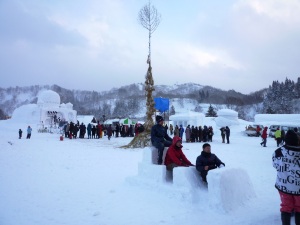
left=220, top=163, right=225, bottom=167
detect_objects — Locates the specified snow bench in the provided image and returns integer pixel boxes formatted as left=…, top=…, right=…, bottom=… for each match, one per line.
left=134, top=147, right=256, bottom=211
left=138, top=147, right=204, bottom=187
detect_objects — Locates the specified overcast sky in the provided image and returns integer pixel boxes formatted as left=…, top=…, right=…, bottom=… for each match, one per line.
left=1, top=0, right=300, bottom=94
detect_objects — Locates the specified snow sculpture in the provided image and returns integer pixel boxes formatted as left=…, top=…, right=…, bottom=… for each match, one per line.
left=11, top=90, right=77, bottom=126
left=215, top=109, right=239, bottom=127
left=37, top=90, right=60, bottom=107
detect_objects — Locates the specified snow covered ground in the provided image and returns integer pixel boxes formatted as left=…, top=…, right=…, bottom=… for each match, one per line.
left=0, top=117, right=285, bottom=225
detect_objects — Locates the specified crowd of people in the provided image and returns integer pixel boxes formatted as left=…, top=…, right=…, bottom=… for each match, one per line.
left=61, top=121, right=144, bottom=140
left=19, top=119, right=145, bottom=141
left=165, top=123, right=230, bottom=144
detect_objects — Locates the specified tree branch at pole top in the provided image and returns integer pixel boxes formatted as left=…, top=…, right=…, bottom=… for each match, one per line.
left=138, top=3, right=161, bottom=34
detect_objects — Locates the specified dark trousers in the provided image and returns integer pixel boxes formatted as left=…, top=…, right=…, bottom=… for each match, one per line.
left=221, top=135, right=225, bottom=143
left=261, top=138, right=267, bottom=147
left=153, top=140, right=172, bottom=164
left=276, top=138, right=282, bottom=147
left=226, top=135, right=230, bottom=144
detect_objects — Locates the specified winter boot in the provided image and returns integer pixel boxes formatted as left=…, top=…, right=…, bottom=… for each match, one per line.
left=281, top=211, right=291, bottom=225
left=295, top=212, right=300, bottom=225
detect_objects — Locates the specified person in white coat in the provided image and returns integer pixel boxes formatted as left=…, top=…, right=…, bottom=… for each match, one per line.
left=272, top=130, right=300, bottom=225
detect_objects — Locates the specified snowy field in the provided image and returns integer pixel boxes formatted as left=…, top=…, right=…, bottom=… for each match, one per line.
left=0, top=117, right=286, bottom=225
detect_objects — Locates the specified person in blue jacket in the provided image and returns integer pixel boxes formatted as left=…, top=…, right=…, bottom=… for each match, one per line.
left=179, top=125, right=184, bottom=139
left=151, top=115, right=172, bottom=165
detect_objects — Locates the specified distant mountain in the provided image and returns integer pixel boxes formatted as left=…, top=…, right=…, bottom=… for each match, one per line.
left=0, top=83, right=266, bottom=121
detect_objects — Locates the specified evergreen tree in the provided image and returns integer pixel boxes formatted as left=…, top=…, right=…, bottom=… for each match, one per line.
left=295, top=77, right=300, bottom=98
left=205, top=104, right=217, bottom=117
left=263, top=78, right=296, bottom=114
left=0, top=108, right=6, bottom=120
left=112, top=100, right=127, bottom=118
left=170, top=105, right=176, bottom=115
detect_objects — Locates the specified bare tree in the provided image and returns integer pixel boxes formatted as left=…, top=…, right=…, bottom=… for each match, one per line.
left=123, top=1, right=161, bottom=148
left=138, top=0, right=161, bottom=60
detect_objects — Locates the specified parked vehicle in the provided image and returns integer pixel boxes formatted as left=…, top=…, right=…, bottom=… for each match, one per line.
left=268, top=125, right=300, bottom=137
left=245, top=124, right=264, bottom=137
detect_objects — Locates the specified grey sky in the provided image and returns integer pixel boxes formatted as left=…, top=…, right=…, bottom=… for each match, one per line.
left=1, top=0, right=300, bottom=94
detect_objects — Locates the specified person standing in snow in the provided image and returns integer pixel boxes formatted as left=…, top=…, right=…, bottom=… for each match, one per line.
left=169, top=124, right=173, bottom=136
left=272, top=130, right=300, bottom=225
left=220, top=127, right=226, bottom=143
left=151, top=115, right=173, bottom=165
left=19, top=129, right=22, bottom=139
left=164, top=136, right=194, bottom=171
left=274, top=127, right=282, bottom=147
left=107, top=124, right=112, bottom=140
left=196, top=143, right=225, bottom=184
left=260, top=127, right=268, bottom=147
left=26, top=126, right=32, bottom=139
left=225, top=126, right=230, bottom=144
left=208, top=126, right=214, bottom=142
left=174, top=125, right=179, bottom=137
left=185, top=125, right=191, bottom=142
left=179, top=125, right=184, bottom=139
left=87, top=123, right=92, bottom=139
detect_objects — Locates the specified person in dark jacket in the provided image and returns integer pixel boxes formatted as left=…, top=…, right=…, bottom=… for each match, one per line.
left=225, top=126, right=230, bottom=144
left=87, top=123, right=92, bottom=139
left=272, top=130, right=300, bottom=225
left=196, top=143, right=225, bottom=184
left=19, top=129, right=22, bottom=139
left=220, top=127, right=226, bottom=143
left=164, top=136, right=193, bottom=171
left=91, top=125, right=96, bottom=139
left=151, top=115, right=172, bottom=165
left=107, top=124, right=112, bottom=140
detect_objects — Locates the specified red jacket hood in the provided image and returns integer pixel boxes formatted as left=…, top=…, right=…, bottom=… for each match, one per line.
left=172, top=136, right=182, bottom=147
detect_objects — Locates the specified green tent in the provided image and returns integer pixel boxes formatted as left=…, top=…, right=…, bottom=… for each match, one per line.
left=119, top=118, right=136, bottom=125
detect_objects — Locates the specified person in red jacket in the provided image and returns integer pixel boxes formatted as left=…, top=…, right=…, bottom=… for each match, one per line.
left=260, top=127, right=268, bottom=147
left=164, top=136, right=194, bottom=171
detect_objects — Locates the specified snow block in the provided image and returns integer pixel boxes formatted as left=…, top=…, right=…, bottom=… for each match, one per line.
left=142, top=146, right=167, bottom=165
left=136, top=147, right=169, bottom=183
left=208, top=168, right=256, bottom=212
left=138, top=163, right=167, bottom=183
left=173, top=166, right=206, bottom=189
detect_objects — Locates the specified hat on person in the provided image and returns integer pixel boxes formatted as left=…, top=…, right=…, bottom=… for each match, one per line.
left=285, top=130, right=299, bottom=146
left=156, top=115, right=164, bottom=123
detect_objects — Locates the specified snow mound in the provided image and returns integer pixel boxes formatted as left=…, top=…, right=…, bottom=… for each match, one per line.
left=11, top=104, right=40, bottom=124
left=215, top=109, right=239, bottom=127
left=208, top=167, right=256, bottom=212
